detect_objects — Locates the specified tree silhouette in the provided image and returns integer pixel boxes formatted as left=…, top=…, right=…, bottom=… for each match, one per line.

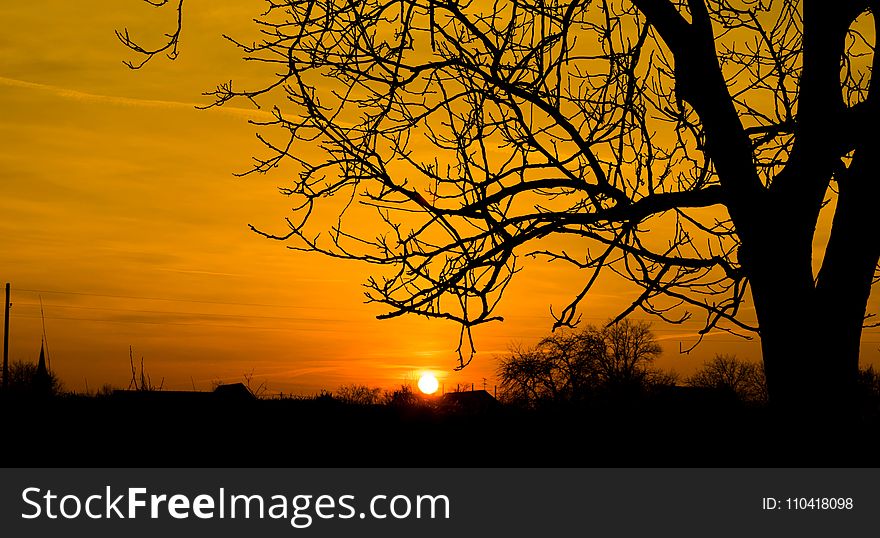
left=598, top=319, right=664, bottom=389
left=383, top=384, right=421, bottom=407
left=499, top=336, right=597, bottom=406
left=686, top=354, right=767, bottom=403
left=121, top=0, right=879, bottom=413
left=498, top=319, right=663, bottom=406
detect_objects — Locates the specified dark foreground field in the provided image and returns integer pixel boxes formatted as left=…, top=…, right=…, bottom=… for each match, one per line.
left=4, top=391, right=880, bottom=467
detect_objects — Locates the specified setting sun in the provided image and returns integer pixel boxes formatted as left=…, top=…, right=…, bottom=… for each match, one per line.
left=417, top=373, right=439, bottom=395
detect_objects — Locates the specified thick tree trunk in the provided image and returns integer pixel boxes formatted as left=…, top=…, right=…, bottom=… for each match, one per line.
left=753, top=286, right=861, bottom=416
left=746, top=200, right=875, bottom=418
left=633, top=0, right=879, bottom=421
left=745, top=229, right=822, bottom=413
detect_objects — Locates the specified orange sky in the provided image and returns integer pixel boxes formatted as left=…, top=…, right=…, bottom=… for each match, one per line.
left=1, top=1, right=878, bottom=395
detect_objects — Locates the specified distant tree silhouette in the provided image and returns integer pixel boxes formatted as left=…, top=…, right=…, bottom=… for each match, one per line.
left=597, top=319, right=664, bottom=391
left=335, top=384, right=383, bottom=405
left=383, top=384, right=422, bottom=408
left=498, top=342, right=587, bottom=406
left=128, top=347, right=163, bottom=391
left=686, top=354, right=767, bottom=404
left=499, top=319, right=665, bottom=406
left=122, top=1, right=880, bottom=413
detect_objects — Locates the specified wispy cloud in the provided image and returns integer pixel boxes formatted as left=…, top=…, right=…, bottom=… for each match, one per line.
left=156, top=267, right=245, bottom=278
left=0, top=76, right=273, bottom=120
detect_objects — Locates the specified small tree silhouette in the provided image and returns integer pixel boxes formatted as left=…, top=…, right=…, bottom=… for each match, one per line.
left=128, top=346, right=163, bottom=391
left=383, top=384, right=420, bottom=408
left=686, top=354, right=767, bottom=404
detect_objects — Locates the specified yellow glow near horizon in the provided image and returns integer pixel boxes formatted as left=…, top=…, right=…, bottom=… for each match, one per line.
left=418, top=373, right=439, bottom=395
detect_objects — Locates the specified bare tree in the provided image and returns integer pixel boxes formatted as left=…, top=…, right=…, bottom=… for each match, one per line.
left=498, top=339, right=595, bottom=406
left=686, top=354, right=767, bottom=403
left=120, top=0, right=880, bottom=413
left=597, top=319, right=663, bottom=387
left=128, top=346, right=163, bottom=392
left=498, top=319, right=663, bottom=405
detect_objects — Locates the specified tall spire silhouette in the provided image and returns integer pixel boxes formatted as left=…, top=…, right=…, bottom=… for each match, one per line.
left=34, top=340, right=51, bottom=396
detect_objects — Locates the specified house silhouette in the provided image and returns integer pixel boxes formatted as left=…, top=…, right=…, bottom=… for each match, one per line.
left=440, top=390, right=499, bottom=414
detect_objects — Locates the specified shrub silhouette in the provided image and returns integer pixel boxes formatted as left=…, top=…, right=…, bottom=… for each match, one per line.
left=335, top=384, right=383, bottom=405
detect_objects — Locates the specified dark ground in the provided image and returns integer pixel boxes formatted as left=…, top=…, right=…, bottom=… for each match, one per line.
left=3, top=391, right=880, bottom=467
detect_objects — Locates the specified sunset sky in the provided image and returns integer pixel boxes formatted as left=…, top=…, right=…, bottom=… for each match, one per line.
left=2, top=1, right=878, bottom=395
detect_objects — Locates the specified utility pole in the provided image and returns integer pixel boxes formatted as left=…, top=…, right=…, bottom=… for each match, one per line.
left=3, top=282, right=9, bottom=391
